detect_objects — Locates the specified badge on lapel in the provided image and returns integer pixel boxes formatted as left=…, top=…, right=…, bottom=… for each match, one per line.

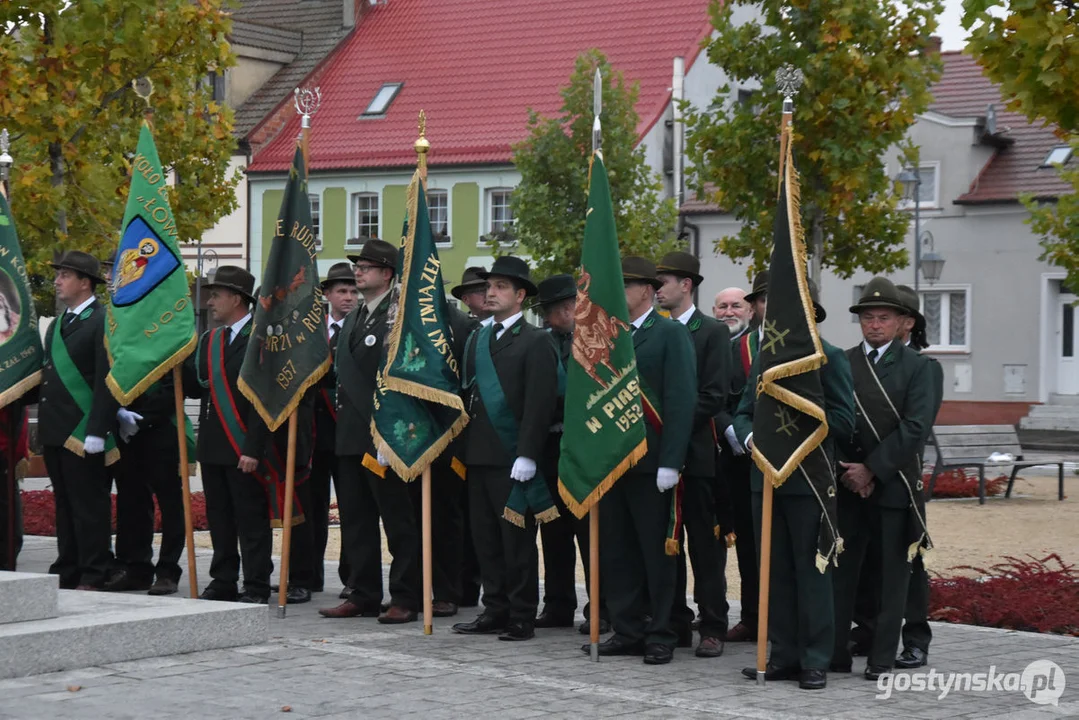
left=364, top=334, right=376, bottom=347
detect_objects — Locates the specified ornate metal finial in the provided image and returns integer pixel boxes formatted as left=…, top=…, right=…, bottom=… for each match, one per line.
left=775, top=65, right=804, bottom=115
left=293, top=87, right=322, bottom=129
left=592, top=68, right=602, bottom=154
left=414, top=110, right=430, bottom=156
left=132, top=77, right=154, bottom=107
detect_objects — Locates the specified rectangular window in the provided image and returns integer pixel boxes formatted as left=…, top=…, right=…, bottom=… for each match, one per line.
left=899, top=163, right=940, bottom=209
left=352, top=192, right=379, bottom=241
left=309, top=193, right=321, bottom=248
left=920, top=287, right=969, bottom=351
left=1064, top=303, right=1074, bottom=358
left=427, top=189, right=449, bottom=242
left=489, top=188, right=514, bottom=234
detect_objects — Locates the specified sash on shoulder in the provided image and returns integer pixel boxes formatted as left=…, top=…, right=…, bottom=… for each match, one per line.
left=50, top=315, right=120, bottom=466
left=637, top=377, right=684, bottom=557
left=471, top=324, right=559, bottom=528
left=851, top=351, right=932, bottom=562
left=203, top=327, right=305, bottom=528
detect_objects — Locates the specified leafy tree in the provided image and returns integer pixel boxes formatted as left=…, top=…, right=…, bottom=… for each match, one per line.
left=963, top=0, right=1079, bottom=292
left=684, top=0, right=943, bottom=282
left=0, top=0, right=239, bottom=309
left=503, top=49, right=680, bottom=278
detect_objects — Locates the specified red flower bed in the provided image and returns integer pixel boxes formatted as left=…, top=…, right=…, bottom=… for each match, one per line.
left=929, top=554, right=1079, bottom=636
left=21, top=489, right=209, bottom=537
left=924, top=468, right=1007, bottom=499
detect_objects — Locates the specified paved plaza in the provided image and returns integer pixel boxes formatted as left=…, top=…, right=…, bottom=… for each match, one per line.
left=1, top=535, right=1076, bottom=719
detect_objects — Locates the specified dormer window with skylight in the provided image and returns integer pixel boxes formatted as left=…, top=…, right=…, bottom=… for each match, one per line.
left=1042, top=146, right=1073, bottom=167
left=361, top=83, right=402, bottom=118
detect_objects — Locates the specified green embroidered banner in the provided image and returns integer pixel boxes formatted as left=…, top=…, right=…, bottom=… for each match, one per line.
left=0, top=192, right=43, bottom=408
left=372, top=169, right=468, bottom=480
left=557, top=152, right=647, bottom=518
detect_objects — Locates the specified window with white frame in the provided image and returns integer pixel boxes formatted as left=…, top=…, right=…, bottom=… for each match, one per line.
left=352, top=192, right=379, bottom=242
left=488, top=188, right=515, bottom=234
left=920, top=287, right=969, bottom=351
left=427, top=189, right=449, bottom=242
left=309, top=193, right=321, bottom=248
left=899, top=163, right=940, bottom=209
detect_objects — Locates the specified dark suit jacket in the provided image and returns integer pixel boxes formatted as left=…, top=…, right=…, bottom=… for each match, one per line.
left=334, top=294, right=394, bottom=456
left=843, top=340, right=935, bottom=508
left=463, top=316, right=558, bottom=468
left=434, top=305, right=480, bottom=469
left=39, top=299, right=117, bottom=447
left=314, top=319, right=344, bottom=455
left=715, top=328, right=756, bottom=436
left=182, top=318, right=267, bottom=466
left=632, top=310, right=697, bottom=474
left=733, top=338, right=855, bottom=495
left=682, top=309, right=729, bottom=477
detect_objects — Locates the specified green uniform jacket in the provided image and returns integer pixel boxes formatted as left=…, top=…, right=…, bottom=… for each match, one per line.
left=842, top=341, right=935, bottom=509
left=632, top=309, right=697, bottom=474
left=732, top=338, right=855, bottom=495
left=682, top=309, right=730, bottom=477
left=334, top=294, right=394, bottom=456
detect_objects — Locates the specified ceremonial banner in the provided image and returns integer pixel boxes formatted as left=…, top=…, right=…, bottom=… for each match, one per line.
left=750, top=140, right=829, bottom=488
left=557, top=153, right=647, bottom=518
left=0, top=193, right=43, bottom=407
left=239, top=146, right=330, bottom=431
left=105, top=121, right=197, bottom=404
left=372, top=171, right=468, bottom=480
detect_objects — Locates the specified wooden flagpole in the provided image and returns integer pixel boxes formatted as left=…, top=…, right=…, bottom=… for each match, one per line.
left=422, top=466, right=433, bottom=634
left=276, top=411, right=298, bottom=617
left=173, top=368, right=199, bottom=598
left=589, top=507, right=600, bottom=660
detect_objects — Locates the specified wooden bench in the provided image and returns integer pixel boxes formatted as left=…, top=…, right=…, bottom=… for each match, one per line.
left=926, top=424, right=1068, bottom=505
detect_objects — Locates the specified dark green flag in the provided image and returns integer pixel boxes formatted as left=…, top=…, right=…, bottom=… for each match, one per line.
left=238, top=146, right=330, bottom=431
left=372, top=170, right=468, bottom=480
left=0, top=192, right=43, bottom=407
left=557, top=152, right=647, bottom=518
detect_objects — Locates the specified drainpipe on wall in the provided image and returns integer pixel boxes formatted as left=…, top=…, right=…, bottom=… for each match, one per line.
left=672, top=56, right=685, bottom=214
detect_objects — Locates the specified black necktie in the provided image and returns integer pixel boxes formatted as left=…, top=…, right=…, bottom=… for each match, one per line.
left=358, top=305, right=369, bottom=327
left=492, top=322, right=504, bottom=338
left=65, top=311, right=77, bottom=325
left=224, top=326, right=233, bottom=345
left=329, top=322, right=340, bottom=339
left=867, top=348, right=878, bottom=363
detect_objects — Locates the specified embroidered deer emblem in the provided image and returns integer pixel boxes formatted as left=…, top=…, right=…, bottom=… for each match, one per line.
left=572, top=269, right=631, bottom=389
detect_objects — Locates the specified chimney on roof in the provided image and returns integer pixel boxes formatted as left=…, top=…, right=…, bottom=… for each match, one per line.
left=925, top=35, right=942, bottom=58
left=345, top=0, right=377, bottom=29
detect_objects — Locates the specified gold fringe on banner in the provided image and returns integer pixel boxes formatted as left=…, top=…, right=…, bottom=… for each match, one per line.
left=557, top=438, right=648, bottom=520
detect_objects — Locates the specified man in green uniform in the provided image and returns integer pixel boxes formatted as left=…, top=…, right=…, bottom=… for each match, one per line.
left=586, top=257, right=696, bottom=666
left=734, top=282, right=855, bottom=689
left=655, top=251, right=730, bottom=658
left=832, top=277, right=936, bottom=680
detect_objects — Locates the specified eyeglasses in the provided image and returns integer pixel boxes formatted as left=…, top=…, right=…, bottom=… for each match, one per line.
left=354, top=264, right=382, bottom=274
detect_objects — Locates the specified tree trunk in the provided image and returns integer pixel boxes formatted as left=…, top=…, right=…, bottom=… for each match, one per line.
left=49, top=141, right=66, bottom=236
left=810, top=210, right=823, bottom=288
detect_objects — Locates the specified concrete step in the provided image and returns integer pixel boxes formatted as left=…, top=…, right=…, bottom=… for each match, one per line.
left=1024, top=406, right=1079, bottom=416
left=0, top=590, right=267, bottom=679
left=1019, top=415, right=1079, bottom=431
left=1049, top=393, right=1079, bottom=406
left=0, top=572, right=58, bottom=625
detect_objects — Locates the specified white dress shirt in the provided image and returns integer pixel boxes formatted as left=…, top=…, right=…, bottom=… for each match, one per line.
left=493, top=311, right=523, bottom=340
left=862, top=339, right=892, bottom=363
left=228, top=313, right=252, bottom=344
left=675, top=305, right=696, bottom=326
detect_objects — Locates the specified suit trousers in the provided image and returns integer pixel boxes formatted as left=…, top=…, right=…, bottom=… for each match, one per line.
left=469, top=465, right=539, bottom=623
left=902, top=554, right=932, bottom=652
left=725, top=453, right=758, bottom=627
left=832, top=491, right=913, bottom=670
left=282, top=478, right=317, bottom=591
left=44, top=446, right=113, bottom=588
left=601, top=471, right=678, bottom=648
left=414, top=463, right=465, bottom=604
left=201, top=463, right=273, bottom=597
left=672, top=474, right=729, bottom=639
left=113, top=425, right=185, bottom=583
left=538, top=433, right=603, bottom=619
left=337, top=455, right=384, bottom=610
left=851, top=534, right=881, bottom=648
left=752, top=492, right=835, bottom=671
left=308, top=450, right=348, bottom=590
left=0, top=461, right=21, bottom=571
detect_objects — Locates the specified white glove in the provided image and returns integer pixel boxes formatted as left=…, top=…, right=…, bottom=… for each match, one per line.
left=376, top=444, right=390, bottom=467
left=723, top=425, right=745, bottom=456
left=83, top=436, right=106, bottom=455
left=510, top=457, right=536, bottom=482
left=116, top=408, right=144, bottom=443
left=656, top=467, right=679, bottom=492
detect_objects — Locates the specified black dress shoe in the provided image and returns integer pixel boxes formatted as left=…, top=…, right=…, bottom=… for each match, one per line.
left=498, top=621, right=535, bottom=641
left=799, top=669, right=827, bottom=690
left=238, top=593, right=269, bottom=604
left=103, top=570, right=153, bottom=592
left=286, top=587, right=312, bottom=604
left=741, top=663, right=800, bottom=681
left=865, top=665, right=891, bottom=681
left=577, top=618, right=611, bottom=635
left=895, top=647, right=928, bottom=669
left=452, top=614, right=508, bottom=635
left=583, top=635, right=645, bottom=656
left=432, top=601, right=458, bottom=617
left=147, top=577, right=178, bottom=596
left=643, top=643, right=673, bottom=665
left=199, top=586, right=238, bottom=602
left=534, top=610, right=575, bottom=628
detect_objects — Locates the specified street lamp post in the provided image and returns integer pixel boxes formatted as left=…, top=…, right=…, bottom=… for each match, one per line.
left=897, top=167, right=923, bottom=291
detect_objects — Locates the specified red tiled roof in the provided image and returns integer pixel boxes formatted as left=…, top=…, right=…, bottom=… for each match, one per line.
left=246, top=0, right=713, bottom=172
left=931, top=51, right=1072, bottom=204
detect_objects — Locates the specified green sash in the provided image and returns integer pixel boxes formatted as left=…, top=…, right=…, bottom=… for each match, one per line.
left=472, top=323, right=559, bottom=527
left=200, top=326, right=305, bottom=528
left=50, top=313, right=119, bottom=466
